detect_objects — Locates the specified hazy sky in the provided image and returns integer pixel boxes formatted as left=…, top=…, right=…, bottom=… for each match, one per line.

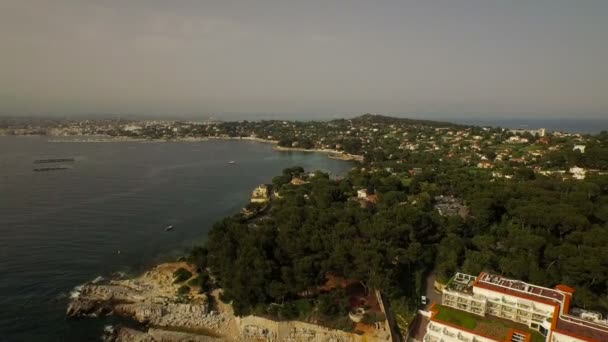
left=1, top=0, right=607, bottom=118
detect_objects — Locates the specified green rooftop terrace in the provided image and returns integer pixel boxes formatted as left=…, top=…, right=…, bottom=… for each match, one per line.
left=433, top=305, right=544, bottom=342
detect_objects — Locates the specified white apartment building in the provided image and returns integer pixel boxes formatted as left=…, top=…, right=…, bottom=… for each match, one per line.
left=573, top=145, right=586, bottom=154
left=569, top=167, right=587, bottom=180
left=424, top=272, right=608, bottom=342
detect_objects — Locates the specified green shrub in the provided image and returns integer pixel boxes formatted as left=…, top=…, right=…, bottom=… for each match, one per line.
left=266, top=303, right=280, bottom=317
left=187, top=272, right=211, bottom=292
left=326, top=316, right=355, bottom=332
left=177, top=285, right=190, bottom=295
left=293, top=299, right=313, bottom=318
left=187, top=276, right=199, bottom=287
left=317, top=290, right=349, bottom=317
left=188, top=246, right=209, bottom=272
left=361, top=312, right=386, bottom=325
left=278, top=302, right=299, bottom=320
left=173, top=268, right=193, bottom=283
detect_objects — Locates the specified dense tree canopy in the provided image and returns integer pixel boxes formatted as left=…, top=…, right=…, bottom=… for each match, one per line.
left=206, top=163, right=608, bottom=317
left=197, top=116, right=608, bottom=322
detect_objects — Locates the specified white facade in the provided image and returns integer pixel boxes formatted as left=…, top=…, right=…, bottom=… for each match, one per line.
left=473, top=286, right=554, bottom=329
left=551, top=332, right=584, bottom=342
left=251, top=185, right=270, bottom=203
left=569, top=167, right=587, bottom=180
left=573, top=145, right=586, bottom=154
left=424, top=321, right=496, bottom=342
left=425, top=272, right=608, bottom=342
left=357, top=189, right=368, bottom=198
left=440, top=273, right=555, bottom=333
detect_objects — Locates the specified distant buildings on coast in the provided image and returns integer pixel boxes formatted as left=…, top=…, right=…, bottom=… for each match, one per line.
left=508, top=128, right=547, bottom=137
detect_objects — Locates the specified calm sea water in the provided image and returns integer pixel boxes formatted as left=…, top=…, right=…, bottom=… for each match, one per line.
left=0, top=136, right=353, bottom=341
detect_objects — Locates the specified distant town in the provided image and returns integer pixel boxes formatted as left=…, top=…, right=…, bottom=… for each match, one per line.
left=2, top=114, right=605, bottom=181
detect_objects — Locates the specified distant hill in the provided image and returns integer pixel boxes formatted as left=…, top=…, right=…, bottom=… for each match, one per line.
left=346, top=113, right=464, bottom=128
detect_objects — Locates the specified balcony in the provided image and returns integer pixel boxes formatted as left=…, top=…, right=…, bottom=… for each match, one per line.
left=502, top=298, right=516, bottom=306
left=517, top=310, right=531, bottom=317
left=423, top=335, right=441, bottom=342
left=442, top=327, right=456, bottom=338
left=428, top=323, right=442, bottom=333
left=471, top=309, right=484, bottom=315
left=457, top=332, right=471, bottom=341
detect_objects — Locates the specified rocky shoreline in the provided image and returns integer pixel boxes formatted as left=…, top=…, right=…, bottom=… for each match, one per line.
left=67, top=262, right=394, bottom=342
left=67, top=262, right=240, bottom=341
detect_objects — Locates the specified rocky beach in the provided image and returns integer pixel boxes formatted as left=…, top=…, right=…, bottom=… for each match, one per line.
left=67, top=261, right=393, bottom=342
left=67, top=262, right=240, bottom=341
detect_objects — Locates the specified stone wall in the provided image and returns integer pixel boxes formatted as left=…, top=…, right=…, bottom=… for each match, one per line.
left=374, top=290, right=400, bottom=342
left=236, top=315, right=391, bottom=342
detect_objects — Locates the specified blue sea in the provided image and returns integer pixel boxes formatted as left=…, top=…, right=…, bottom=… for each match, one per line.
left=0, top=136, right=353, bottom=341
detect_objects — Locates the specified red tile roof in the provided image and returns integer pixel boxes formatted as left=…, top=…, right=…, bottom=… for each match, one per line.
left=555, top=317, right=608, bottom=342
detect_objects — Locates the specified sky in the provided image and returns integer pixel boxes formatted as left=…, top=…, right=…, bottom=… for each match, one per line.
left=1, top=0, right=607, bottom=119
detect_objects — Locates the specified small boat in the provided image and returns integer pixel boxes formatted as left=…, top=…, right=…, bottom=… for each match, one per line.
left=34, top=166, right=70, bottom=172
left=165, top=225, right=174, bottom=231
left=229, top=161, right=236, bottom=164
left=34, top=158, right=75, bottom=164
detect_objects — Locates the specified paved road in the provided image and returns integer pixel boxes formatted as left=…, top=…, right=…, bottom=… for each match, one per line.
left=423, top=272, right=443, bottom=308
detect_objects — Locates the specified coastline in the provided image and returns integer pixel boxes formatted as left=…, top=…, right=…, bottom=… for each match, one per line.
left=273, top=145, right=364, bottom=161
left=67, top=262, right=391, bottom=342
left=41, top=134, right=363, bottom=161
left=43, top=134, right=279, bottom=144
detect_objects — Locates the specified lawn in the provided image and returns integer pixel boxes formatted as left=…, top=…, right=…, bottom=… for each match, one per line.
left=433, top=305, right=544, bottom=341
left=530, top=332, right=545, bottom=342
left=433, top=305, right=478, bottom=330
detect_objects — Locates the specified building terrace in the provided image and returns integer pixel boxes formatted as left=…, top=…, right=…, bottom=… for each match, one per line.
left=434, top=272, right=608, bottom=342
left=445, top=272, right=477, bottom=295
left=428, top=304, right=545, bottom=342
left=475, top=273, right=565, bottom=305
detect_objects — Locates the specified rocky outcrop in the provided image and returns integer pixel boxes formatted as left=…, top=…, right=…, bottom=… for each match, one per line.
left=109, top=327, right=223, bottom=342
left=68, top=262, right=395, bottom=342
left=67, top=283, right=140, bottom=317
left=236, top=315, right=391, bottom=342
left=67, top=263, right=233, bottom=341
